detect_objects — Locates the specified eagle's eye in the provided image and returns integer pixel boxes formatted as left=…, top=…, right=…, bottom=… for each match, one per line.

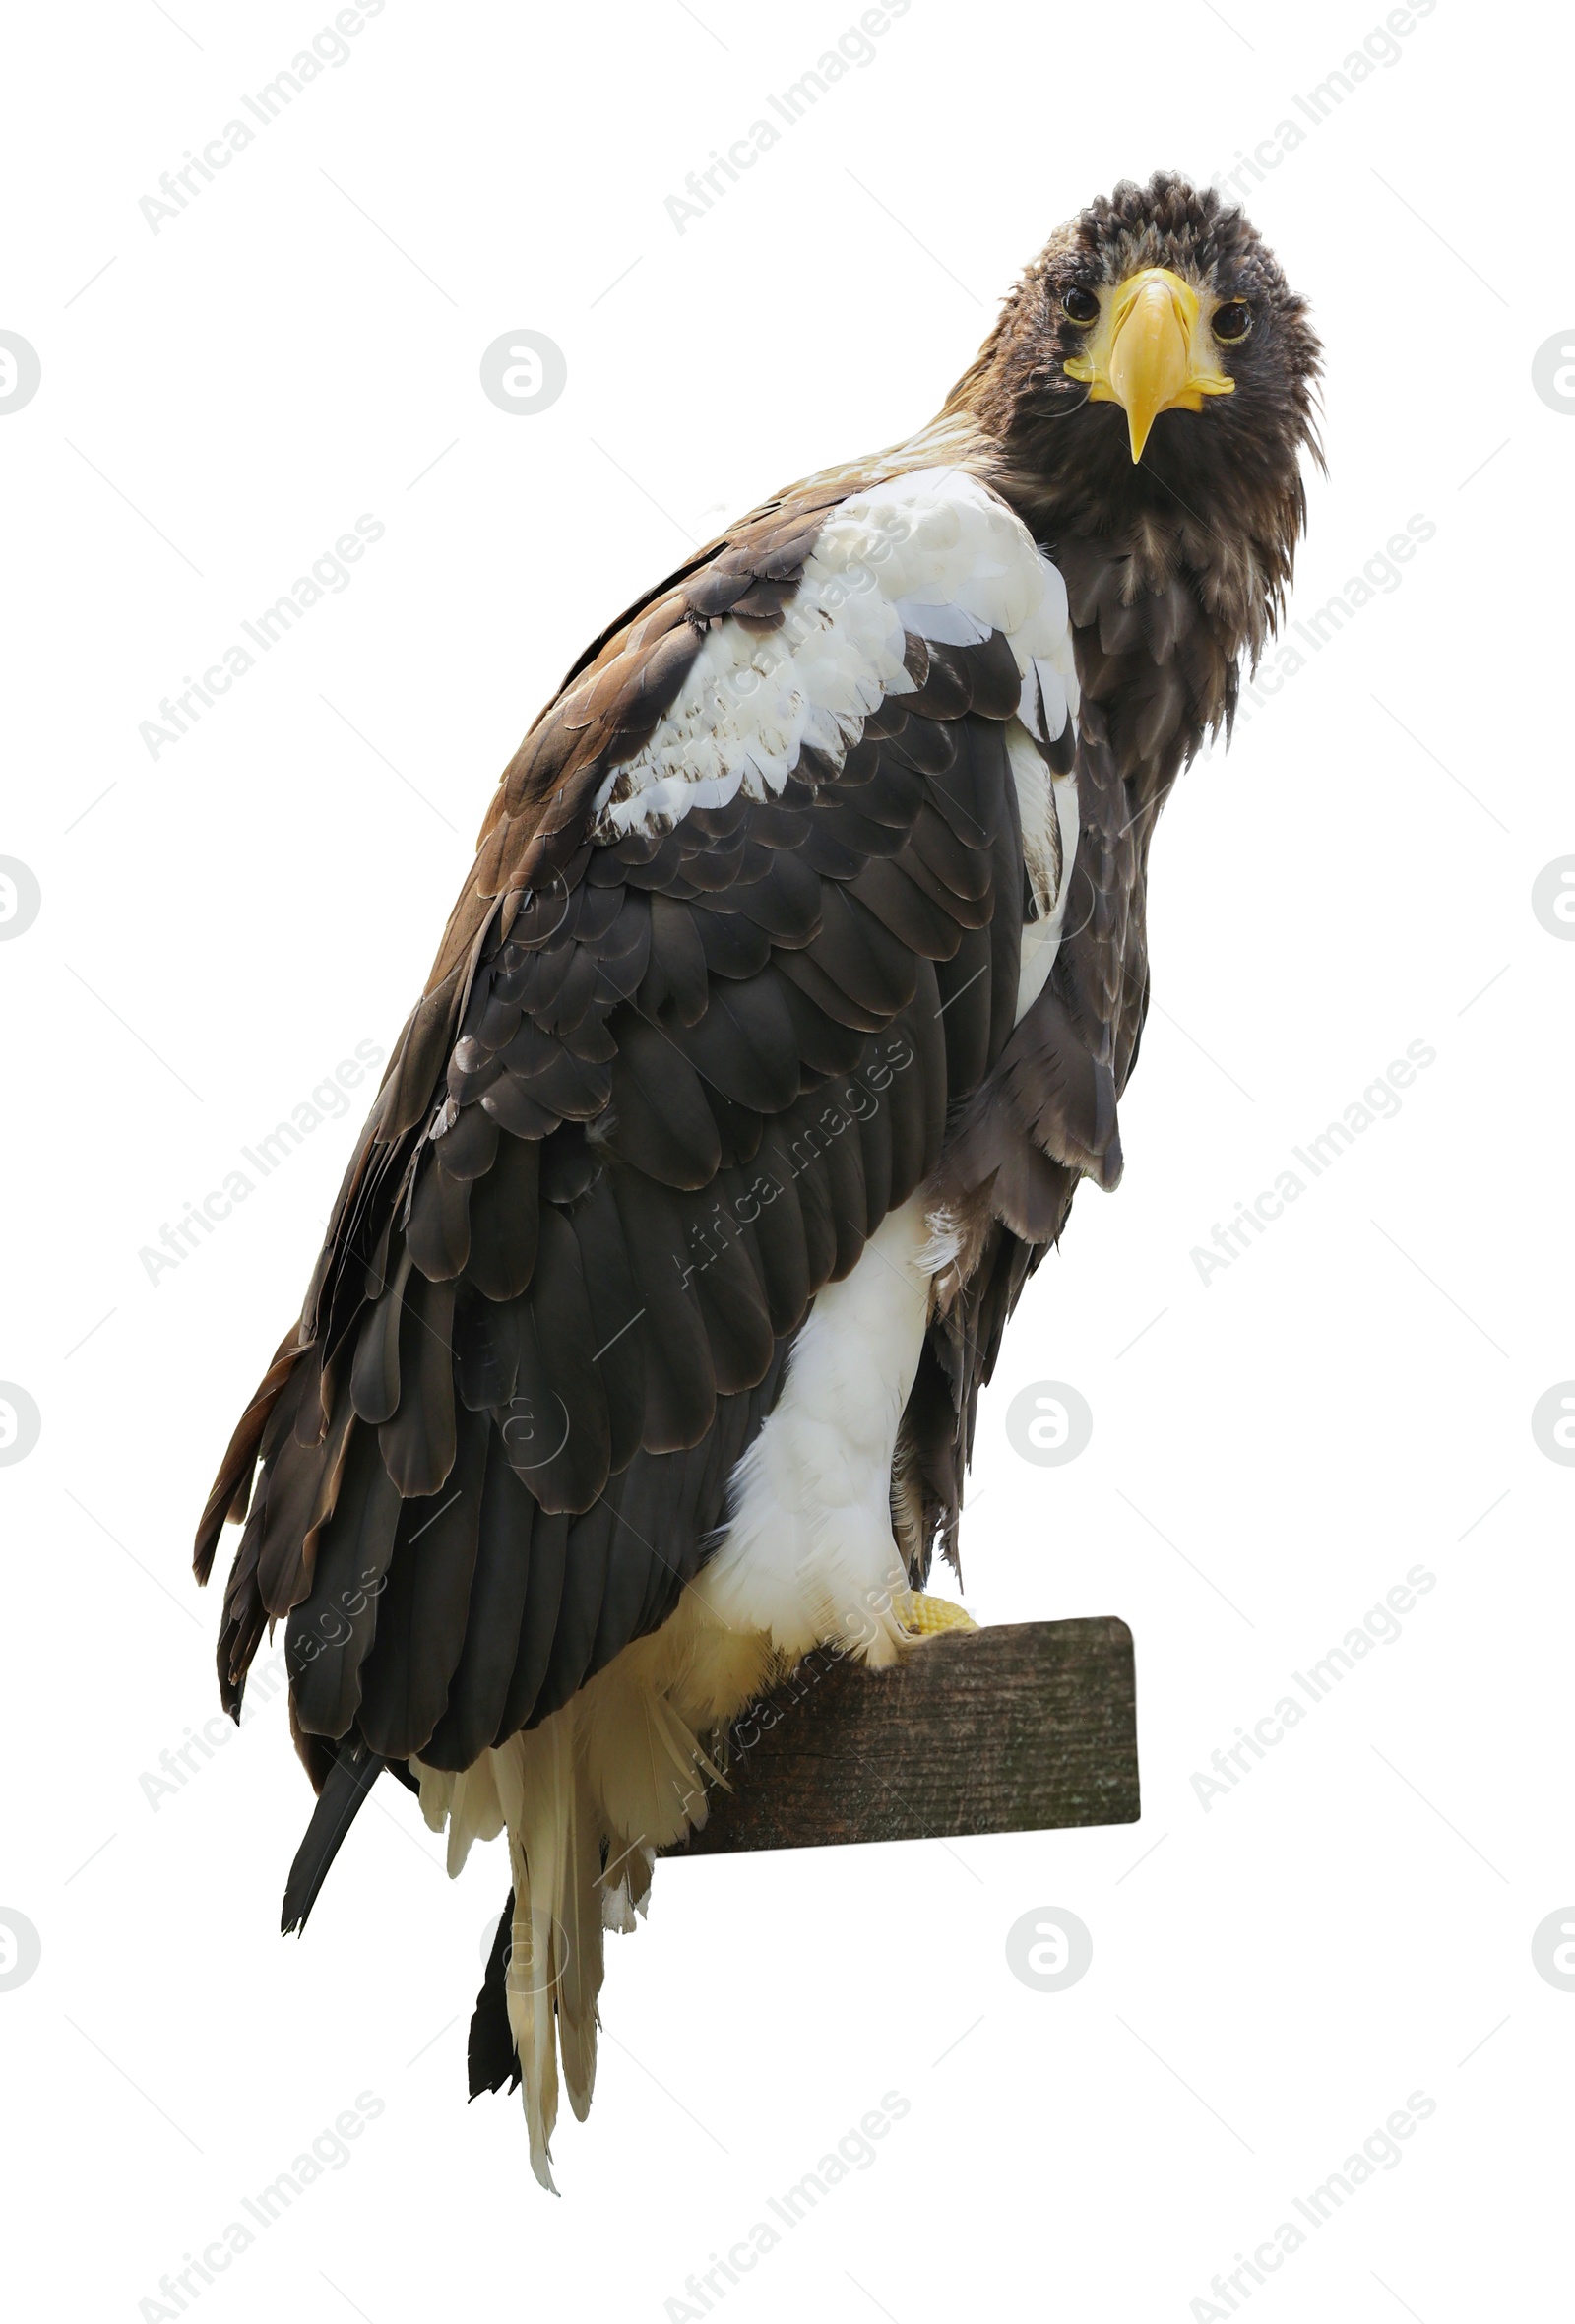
left=1212, top=300, right=1252, bottom=344
left=1061, top=286, right=1100, bottom=325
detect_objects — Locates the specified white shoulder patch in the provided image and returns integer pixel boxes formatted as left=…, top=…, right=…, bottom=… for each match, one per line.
left=590, top=467, right=1081, bottom=840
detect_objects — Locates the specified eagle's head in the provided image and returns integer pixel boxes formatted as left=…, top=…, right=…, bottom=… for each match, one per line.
left=950, top=171, right=1322, bottom=658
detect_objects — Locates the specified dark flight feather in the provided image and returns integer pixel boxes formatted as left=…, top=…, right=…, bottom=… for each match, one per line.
left=281, top=1738, right=388, bottom=1937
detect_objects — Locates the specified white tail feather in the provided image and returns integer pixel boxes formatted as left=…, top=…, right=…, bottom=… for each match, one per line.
left=413, top=1602, right=777, bottom=2189
left=492, top=1730, right=565, bottom=2190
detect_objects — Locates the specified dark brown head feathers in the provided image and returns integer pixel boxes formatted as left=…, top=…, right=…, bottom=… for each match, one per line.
left=946, top=170, right=1322, bottom=677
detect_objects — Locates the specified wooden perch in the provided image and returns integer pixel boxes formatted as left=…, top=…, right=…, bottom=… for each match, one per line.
left=665, top=1616, right=1139, bottom=1857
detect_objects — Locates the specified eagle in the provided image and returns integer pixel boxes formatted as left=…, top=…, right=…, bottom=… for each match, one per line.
left=196, top=171, right=1319, bottom=2187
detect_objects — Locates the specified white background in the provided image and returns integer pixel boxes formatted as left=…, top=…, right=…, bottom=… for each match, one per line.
left=2, top=2, right=1570, bottom=2318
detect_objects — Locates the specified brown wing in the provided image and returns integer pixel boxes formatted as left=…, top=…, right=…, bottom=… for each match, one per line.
left=195, top=474, right=1036, bottom=1788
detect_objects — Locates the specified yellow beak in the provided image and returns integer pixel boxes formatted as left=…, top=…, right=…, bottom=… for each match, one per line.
left=1064, top=267, right=1235, bottom=462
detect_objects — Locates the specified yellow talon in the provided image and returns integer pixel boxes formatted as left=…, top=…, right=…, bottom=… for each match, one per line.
left=897, top=1591, right=979, bottom=1639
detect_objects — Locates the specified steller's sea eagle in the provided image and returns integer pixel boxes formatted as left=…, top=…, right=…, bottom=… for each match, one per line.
left=196, top=171, right=1320, bottom=2187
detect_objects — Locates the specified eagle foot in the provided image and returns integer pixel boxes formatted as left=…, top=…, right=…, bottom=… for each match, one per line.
left=895, top=1591, right=979, bottom=1640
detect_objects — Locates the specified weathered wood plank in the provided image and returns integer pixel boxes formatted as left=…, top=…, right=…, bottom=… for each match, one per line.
left=664, top=1616, right=1139, bottom=1856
